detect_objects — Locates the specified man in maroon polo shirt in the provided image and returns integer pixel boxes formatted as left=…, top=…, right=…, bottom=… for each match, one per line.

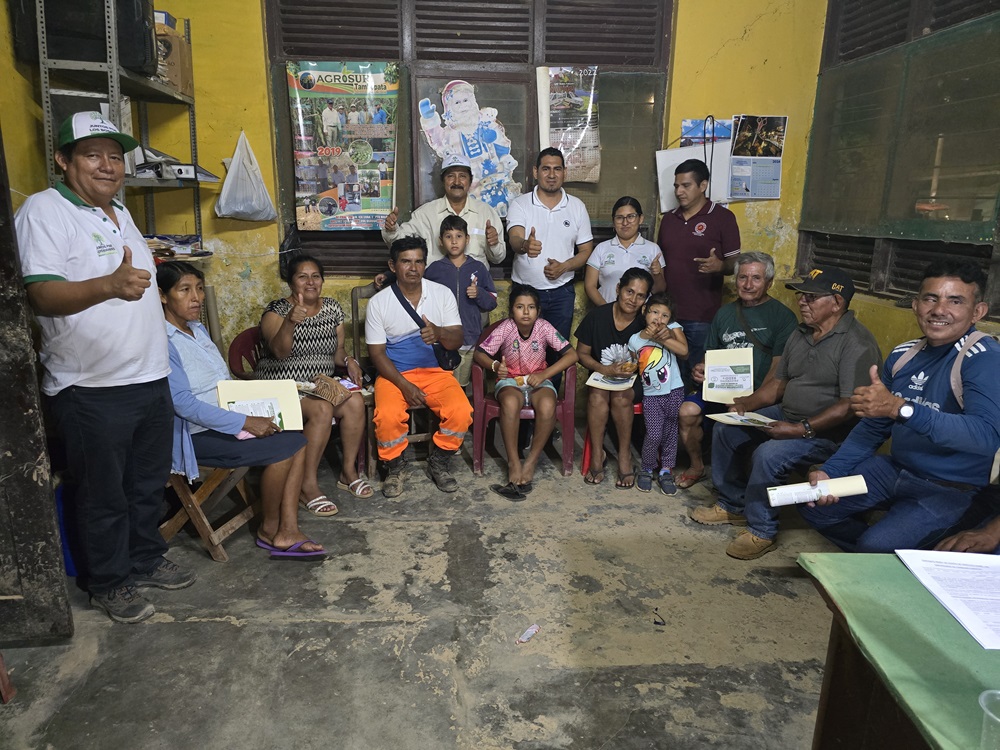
left=657, top=158, right=741, bottom=388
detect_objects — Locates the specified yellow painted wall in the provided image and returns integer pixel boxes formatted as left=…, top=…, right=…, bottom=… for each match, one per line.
left=142, top=0, right=290, bottom=346
left=665, top=0, right=826, bottom=280
left=664, top=0, right=1000, bottom=349
left=0, top=5, right=47, bottom=209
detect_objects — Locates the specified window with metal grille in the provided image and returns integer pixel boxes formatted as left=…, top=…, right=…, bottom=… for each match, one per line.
left=802, top=8, right=1000, bottom=315
left=822, top=0, right=1000, bottom=67
left=265, top=0, right=671, bottom=276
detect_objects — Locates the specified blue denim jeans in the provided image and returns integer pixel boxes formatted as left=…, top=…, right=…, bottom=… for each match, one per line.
left=50, top=379, right=173, bottom=594
left=712, top=405, right=839, bottom=540
left=797, top=454, right=991, bottom=552
left=677, top=319, right=710, bottom=391
left=538, top=281, right=575, bottom=391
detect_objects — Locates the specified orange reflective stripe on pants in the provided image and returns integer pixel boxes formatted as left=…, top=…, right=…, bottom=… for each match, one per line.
left=374, top=367, right=473, bottom=461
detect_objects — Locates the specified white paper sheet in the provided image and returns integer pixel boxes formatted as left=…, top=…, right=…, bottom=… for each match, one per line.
left=217, top=379, right=303, bottom=430
left=585, top=371, right=637, bottom=391
left=703, top=348, right=753, bottom=403
left=706, top=411, right=775, bottom=428
left=897, top=549, right=1000, bottom=649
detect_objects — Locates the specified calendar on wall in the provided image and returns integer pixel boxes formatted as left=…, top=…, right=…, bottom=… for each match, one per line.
left=728, top=115, right=787, bottom=201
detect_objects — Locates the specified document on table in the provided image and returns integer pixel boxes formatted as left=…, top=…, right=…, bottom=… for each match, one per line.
left=767, top=475, right=868, bottom=507
left=896, top=549, right=1000, bottom=649
left=703, top=348, right=754, bottom=403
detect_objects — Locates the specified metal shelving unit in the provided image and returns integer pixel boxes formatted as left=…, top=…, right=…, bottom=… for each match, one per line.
left=35, top=0, right=202, bottom=235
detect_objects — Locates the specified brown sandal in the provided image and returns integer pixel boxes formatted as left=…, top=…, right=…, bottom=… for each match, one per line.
left=676, top=469, right=706, bottom=489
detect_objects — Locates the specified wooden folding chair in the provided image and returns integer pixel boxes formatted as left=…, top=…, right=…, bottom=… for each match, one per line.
left=351, top=282, right=437, bottom=477
left=160, top=468, right=259, bottom=562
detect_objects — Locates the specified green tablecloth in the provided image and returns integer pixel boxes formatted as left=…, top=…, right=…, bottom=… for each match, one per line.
left=798, top=552, right=1000, bottom=750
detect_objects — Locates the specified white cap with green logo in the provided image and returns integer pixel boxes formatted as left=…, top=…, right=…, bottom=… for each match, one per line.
left=57, top=111, right=139, bottom=152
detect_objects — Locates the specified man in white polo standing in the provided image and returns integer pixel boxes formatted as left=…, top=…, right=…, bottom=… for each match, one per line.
left=507, top=147, right=593, bottom=372
left=15, top=112, right=194, bottom=623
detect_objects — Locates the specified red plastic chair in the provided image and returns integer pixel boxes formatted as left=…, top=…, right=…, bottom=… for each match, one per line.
left=227, top=327, right=263, bottom=380
left=581, top=402, right=643, bottom=476
left=471, top=321, right=576, bottom=477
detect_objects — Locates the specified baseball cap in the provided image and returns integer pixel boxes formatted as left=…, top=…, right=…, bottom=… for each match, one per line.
left=57, top=112, right=139, bottom=152
left=440, top=152, right=472, bottom=176
left=785, top=265, right=855, bottom=304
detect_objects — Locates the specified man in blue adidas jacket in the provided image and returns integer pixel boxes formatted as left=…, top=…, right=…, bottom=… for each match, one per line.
left=801, top=259, right=1000, bottom=552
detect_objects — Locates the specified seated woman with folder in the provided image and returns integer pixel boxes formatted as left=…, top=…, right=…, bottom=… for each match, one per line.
left=157, top=261, right=324, bottom=558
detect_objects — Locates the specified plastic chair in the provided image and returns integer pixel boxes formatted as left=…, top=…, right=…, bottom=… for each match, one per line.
left=351, top=282, right=436, bottom=477
left=471, top=321, right=576, bottom=477
left=581, top=402, right=643, bottom=476
left=227, top=327, right=263, bottom=380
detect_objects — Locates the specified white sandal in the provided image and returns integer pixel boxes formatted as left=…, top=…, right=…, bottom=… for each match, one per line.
left=337, top=476, right=374, bottom=498
left=299, top=495, right=338, bottom=516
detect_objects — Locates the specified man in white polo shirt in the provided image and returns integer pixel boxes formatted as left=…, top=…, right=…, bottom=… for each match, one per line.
left=507, top=147, right=593, bottom=378
left=366, top=236, right=473, bottom=498
left=15, top=112, right=194, bottom=624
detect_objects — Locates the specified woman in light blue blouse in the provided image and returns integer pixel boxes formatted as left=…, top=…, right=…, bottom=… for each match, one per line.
left=158, top=262, right=324, bottom=558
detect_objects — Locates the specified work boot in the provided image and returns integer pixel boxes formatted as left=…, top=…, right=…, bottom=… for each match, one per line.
left=726, top=529, right=777, bottom=560
left=381, top=456, right=406, bottom=498
left=427, top=447, right=459, bottom=493
left=689, top=502, right=748, bottom=526
left=90, top=584, right=155, bottom=624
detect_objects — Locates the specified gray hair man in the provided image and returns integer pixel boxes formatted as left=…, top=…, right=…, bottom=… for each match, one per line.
left=676, top=252, right=798, bottom=489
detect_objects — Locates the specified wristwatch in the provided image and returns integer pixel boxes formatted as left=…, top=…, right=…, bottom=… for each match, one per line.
left=897, top=401, right=915, bottom=423
left=801, top=419, right=816, bottom=439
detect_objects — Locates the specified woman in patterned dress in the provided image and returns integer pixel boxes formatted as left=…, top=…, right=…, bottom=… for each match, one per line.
left=257, top=255, right=372, bottom=513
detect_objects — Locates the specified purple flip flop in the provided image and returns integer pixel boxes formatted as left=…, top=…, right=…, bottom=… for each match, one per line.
left=255, top=538, right=326, bottom=559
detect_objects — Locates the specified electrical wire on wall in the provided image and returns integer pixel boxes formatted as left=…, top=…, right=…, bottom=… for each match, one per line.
left=662, top=114, right=720, bottom=201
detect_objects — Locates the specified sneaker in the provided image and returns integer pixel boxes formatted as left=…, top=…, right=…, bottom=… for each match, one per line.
left=689, top=502, right=748, bottom=526
left=726, top=529, right=777, bottom=560
left=636, top=469, right=654, bottom=493
left=381, top=457, right=406, bottom=498
left=427, top=448, right=459, bottom=493
left=90, top=584, right=155, bottom=624
left=657, top=471, right=677, bottom=496
left=134, top=559, right=196, bottom=590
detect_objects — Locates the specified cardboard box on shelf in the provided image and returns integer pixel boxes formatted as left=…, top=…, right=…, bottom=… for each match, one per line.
left=155, top=23, right=192, bottom=97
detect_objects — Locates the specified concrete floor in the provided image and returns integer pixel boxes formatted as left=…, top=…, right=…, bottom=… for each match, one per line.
left=1, top=430, right=840, bottom=749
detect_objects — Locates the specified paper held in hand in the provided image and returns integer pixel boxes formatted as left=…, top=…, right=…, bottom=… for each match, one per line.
left=767, top=475, right=869, bottom=507
left=706, top=411, right=775, bottom=428
left=216, top=379, right=304, bottom=430
left=586, top=371, right=637, bottom=391
left=703, top=348, right=754, bottom=404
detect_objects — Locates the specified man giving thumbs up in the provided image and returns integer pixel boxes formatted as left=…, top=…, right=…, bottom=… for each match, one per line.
left=15, top=112, right=190, bottom=624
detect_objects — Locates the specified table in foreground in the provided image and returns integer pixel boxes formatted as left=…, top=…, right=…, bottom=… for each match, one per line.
left=799, top=552, right=1000, bottom=750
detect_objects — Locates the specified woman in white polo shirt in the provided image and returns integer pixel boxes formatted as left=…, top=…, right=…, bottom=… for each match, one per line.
left=584, top=197, right=666, bottom=307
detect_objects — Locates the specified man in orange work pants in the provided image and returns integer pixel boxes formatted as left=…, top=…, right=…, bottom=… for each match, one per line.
left=365, top=237, right=473, bottom=498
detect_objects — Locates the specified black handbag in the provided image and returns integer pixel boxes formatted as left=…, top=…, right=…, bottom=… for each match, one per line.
left=390, top=283, right=461, bottom=371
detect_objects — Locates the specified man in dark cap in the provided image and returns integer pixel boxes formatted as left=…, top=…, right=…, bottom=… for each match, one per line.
left=688, top=265, right=882, bottom=559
